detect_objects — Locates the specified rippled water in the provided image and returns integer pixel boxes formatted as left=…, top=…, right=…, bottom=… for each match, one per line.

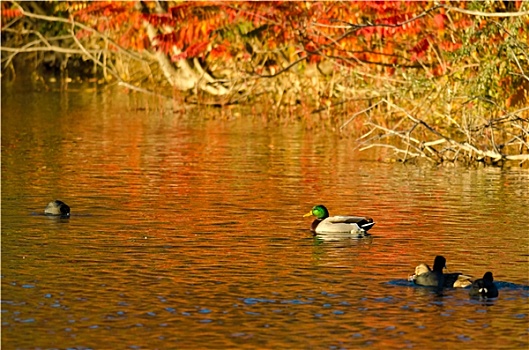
left=2, top=83, right=528, bottom=349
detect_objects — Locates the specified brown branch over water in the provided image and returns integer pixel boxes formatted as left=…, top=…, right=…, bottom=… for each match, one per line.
left=5, top=3, right=145, bottom=61
left=356, top=99, right=529, bottom=166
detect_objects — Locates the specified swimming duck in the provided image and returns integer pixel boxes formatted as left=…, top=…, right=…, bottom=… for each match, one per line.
left=409, top=256, right=472, bottom=289
left=44, top=200, right=70, bottom=217
left=303, top=205, right=374, bottom=234
left=469, top=272, right=498, bottom=299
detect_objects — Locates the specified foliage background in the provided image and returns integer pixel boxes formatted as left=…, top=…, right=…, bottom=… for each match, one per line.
left=2, top=1, right=528, bottom=166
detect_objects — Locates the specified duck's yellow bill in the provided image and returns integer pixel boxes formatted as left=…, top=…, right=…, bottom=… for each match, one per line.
left=303, top=211, right=313, bottom=217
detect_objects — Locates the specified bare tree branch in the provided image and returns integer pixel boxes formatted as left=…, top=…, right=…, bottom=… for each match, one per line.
left=443, top=5, right=529, bottom=18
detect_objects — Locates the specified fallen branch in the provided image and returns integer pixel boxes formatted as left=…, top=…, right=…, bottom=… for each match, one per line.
left=357, top=98, right=529, bottom=166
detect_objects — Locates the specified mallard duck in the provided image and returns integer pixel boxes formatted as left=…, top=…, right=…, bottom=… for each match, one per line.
left=409, top=256, right=472, bottom=289
left=303, top=205, right=374, bottom=234
left=469, top=272, right=498, bottom=299
left=44, top=200, right=70, bottom=217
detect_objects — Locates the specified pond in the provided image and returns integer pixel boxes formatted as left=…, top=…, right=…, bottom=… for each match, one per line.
left=2, top=81, right=528, bottom=349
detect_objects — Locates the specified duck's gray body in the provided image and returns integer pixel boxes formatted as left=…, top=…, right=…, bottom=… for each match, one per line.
left=311, top=216, right=374, bottom=234
left=409, top=256, right=472, bottom=289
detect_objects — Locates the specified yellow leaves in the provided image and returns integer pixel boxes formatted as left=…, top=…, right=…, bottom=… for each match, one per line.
left=201, top=22, right=209, bottom=37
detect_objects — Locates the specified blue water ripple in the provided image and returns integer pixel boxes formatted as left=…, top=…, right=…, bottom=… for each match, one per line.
left=243, top=298, right=275, bottom=305
left=245, top=311, right=261, bottom=316
left=19, top=318, right=35, bottom=323
left=281, top=299, right=310, bottom=305
left=457, top=334, right=472, bottom=341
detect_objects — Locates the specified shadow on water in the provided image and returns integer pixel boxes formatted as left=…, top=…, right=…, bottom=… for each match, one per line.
left=385, top=279, right=529, bottom=298
left=388, top=279, right=529, bottom=293
left=313, top=233, right=375, bottom=244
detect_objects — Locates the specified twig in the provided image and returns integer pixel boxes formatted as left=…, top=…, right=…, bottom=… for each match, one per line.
left=340, top=100, right=384, bottom=131
left=252, top=57, right=307, bottom=78
left=1, top=45, right=98, bottom=55
left=357, top=97, right=529, bottom=165
left=12, top=2, right=145, bottom=62
left=69, top=26, right=121, bottom=82
left=358, top=143, right=422, bottom=158
left=443, top=5, right=529, bottom=18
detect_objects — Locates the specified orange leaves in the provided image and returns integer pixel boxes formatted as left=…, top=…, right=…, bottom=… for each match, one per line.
left=1, top=8, right=23, bottom=20
left=154, top=32, right=178, bottom=54
left=410, top=37, right=431, bottom=62
left=145, top=2, right=230, bottom=60
left=210, top=41, right=231, bottom=59
left=152, top=21, right=218, bottom=60
left=200, top=22, right=210, bottom=38
left=73, top=1, right=134, bottom=24
left=433, top=13, right=447, bottom=30
left=60, top=0, right=491, bottom=77
left=142, top=13, right=175, bottom=28
left=439, top=41, right=462, bottom=53
left=71, top=1, right=146, bottom=51
left=1, top=0, right=23, bottom=26
left=186, top=41, right=210, bottom=58
left=169, top=4, right=188, bottom=21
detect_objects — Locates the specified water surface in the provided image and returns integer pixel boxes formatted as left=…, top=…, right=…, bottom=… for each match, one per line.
left=2, top=84, right=528, bottom=349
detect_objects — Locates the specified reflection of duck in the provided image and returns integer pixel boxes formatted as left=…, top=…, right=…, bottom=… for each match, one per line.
left=303, top=205, right=374, bottom=234
left=409, top=256, right=472, bottom=289
left=469, top=272, right=498, bottom=299
left=44, top=200, right=70, bottom=217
